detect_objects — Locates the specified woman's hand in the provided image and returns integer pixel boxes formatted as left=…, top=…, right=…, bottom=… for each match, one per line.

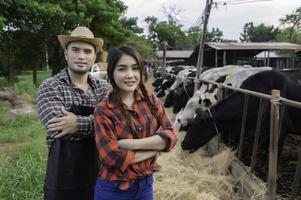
left=117, top=139, right=137, bottom=150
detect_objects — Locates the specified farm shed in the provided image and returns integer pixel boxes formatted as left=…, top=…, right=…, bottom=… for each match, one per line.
left=189, top=42, right=301, bottom=68
left=156, top=50, right=193, bottom=65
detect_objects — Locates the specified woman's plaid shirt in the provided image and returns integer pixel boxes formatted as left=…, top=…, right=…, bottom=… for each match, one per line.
left=94, top=91, right=177, bottom=190
left=37, top=69, right=110, bottom=149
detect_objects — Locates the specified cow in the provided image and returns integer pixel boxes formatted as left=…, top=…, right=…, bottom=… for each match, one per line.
left=181, top=69, right=301, bottom=177
left=176, top=67, right=272, bottom=128
left=164, top=70, right=196, bottom=108
left=168, top=66, right=247, bottom=113
left=172, top=81, right=195, bottom=113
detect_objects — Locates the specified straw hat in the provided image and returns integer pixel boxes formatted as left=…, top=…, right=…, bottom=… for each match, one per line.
left=58, top=26, right=103, bottom=53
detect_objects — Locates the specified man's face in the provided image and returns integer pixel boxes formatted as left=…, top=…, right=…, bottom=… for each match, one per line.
left=65, top=41, right=96, bottom=75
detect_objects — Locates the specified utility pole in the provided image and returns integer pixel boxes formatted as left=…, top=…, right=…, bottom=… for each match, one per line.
left=194, top=0, right=214, bottom=92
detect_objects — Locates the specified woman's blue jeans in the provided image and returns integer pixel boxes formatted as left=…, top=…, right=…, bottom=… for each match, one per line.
left=94, top=176, right=154, bottom=200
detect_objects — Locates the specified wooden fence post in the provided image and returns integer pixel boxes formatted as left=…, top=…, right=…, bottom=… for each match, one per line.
left=268, top=90, right=280, bottom=200
left=291, top=147, right=301, bottom=196
left=238, top=94, right=249, bottom=159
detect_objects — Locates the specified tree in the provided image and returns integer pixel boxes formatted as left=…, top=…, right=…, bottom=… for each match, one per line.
left=126, top=35, right=155, bottom=59
left=145, top=16, right=192, bottom=50
left=186, top=26, right=201, bottom=48
left=240, top=22, right=280, bottom=42
left=240, top=22, right=253, bottom=42
left=121, top=17, right=143, bottom=34
left=276, top=27, right=301, bottom=44
left=0, top=0, right=137, bottom=84
left=162, top=5, right=183, bottom=26
left=206, top=28, right=223, bottom=42
left=280, top=7, right=301, bottom=41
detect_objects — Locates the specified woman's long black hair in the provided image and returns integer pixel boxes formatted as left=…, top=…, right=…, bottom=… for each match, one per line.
left=107, top=46, right=159, bottom=138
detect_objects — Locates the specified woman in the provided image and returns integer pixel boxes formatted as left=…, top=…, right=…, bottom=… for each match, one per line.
left=94, top=46, right=177, bottom=200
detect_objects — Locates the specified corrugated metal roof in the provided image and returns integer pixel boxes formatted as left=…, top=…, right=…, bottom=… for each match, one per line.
left=255, top=51, right=289, bottom=58
left=156, top=50, right=193, bottom=58
left=206, top=42, right=301, bottom=50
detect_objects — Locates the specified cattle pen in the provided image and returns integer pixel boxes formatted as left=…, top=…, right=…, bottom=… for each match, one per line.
left=162, top=71, right=301, bottom=199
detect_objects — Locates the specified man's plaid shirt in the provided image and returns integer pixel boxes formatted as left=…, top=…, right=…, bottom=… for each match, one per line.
left=37, top=69, right=110, bottom=149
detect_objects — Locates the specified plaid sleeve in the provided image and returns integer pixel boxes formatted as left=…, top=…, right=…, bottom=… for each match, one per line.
left=152, top=95, right=177, bottom=152
left=76, top=80, right=110, bottom=136
left=37, top=79, right=65, bottom=137
left=94, top=104, right=135, bottom=172
left=74, top=80, right=111, bottom=136
left=75, top=115, right=94, bottom=135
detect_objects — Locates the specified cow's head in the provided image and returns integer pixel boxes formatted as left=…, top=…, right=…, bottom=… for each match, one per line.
left=173, top=82, right=194, bottom=113
left=163, top=90, right=175, bottom=108
left=181, top=109, right=216, bottom=152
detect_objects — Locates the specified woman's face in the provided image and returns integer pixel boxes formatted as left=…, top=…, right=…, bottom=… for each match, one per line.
left=113, top=54, right=141, bottom=96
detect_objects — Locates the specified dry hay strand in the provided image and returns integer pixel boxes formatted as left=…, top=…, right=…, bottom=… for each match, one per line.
left=249, top=183, right=267, bottom=200
left=154, top=131, right=237, bottom=200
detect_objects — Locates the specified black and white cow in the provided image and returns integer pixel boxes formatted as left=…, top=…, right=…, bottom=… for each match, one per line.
left=164, top=70, right=196, bottom=109
left=176, top=67, right=272, bottom=128
left=181, top=69, right=301, bottom=173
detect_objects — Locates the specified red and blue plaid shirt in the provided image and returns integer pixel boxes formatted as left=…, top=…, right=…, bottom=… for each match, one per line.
left=94, top=91, right=177, bottom=190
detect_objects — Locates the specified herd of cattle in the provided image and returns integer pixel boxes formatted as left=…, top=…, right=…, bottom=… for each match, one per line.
left=152, top=65, right=301, bottom=176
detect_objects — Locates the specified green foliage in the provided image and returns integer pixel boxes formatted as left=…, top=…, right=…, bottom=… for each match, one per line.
left=276, top=28, right=301, bottom=44
left=0, top=16, right=5, bottom=30
left=126, top=35, right=155, bottom=59
left=206, top=28, right=223, bottom=42
left=280, top=7, right=301, bottom=41
left=240, top=22, right=280, bottom=42
left=186, top=26, right=201, bottom=47
left=0, top=0, right=137, bottom=82
left=145, top=16, right=192, bottom=50
left=121, top=17, right=143, bottom=34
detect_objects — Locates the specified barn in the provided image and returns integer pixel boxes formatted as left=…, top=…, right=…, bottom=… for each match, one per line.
left=189, top=42, right=301, bottom=68
left=156, top=50, right=193, bottom=66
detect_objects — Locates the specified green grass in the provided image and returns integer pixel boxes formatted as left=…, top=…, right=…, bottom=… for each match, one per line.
left=0, top=113, right=45, bottom=143
left=0, top=70, right=50, bottom=200
left=0, top=112, right=46, bottom=200
left=0, top=140, right=46, bottom=200
left=0, top=70, right=51, bottom=100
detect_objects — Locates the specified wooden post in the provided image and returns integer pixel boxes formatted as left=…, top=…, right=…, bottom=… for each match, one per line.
left=292, top=50, right=295, bottom=68
left=238, top=94, right=249, bottom=159
left=291, top=147, right=301, bottom=196
left=194, top=0, right=213, bottom=92
left=223, top=50, right=226, bottom=66
left=268, top=90, right=280, bottom=200
left=267, top=50, right=270, bottom=67
left=250, top=98, right=266, bottom=173
left=215, top=49, right=218, bottom=68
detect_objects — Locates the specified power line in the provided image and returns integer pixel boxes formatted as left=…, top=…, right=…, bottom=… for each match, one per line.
left=215, top=0, right=272, bottom=5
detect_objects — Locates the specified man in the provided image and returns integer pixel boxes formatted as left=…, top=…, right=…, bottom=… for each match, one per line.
left=37, top=26, right=110, bottom=200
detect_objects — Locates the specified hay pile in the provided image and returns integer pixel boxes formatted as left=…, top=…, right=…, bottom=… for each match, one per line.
left=154, top=132, right=237, bottom=200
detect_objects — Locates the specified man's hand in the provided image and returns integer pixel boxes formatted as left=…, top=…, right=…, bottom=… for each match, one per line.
left=47, top=107, right=77, bottom=138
